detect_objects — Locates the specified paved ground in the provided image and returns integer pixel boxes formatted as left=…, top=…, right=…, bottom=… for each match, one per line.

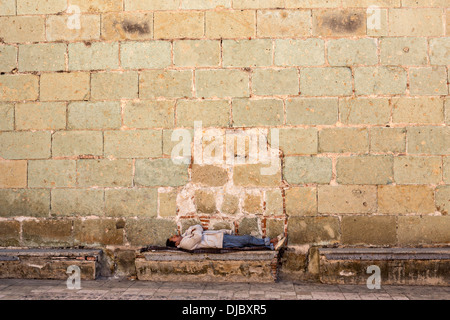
left=0, top=278, right=448, bottom=300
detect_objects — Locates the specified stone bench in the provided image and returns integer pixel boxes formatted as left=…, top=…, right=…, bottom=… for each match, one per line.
left=318, top=247, right=450, bottom=286
left=135, top=249, right=281, bottom=283
left=0, top=248, right=103, bottom=280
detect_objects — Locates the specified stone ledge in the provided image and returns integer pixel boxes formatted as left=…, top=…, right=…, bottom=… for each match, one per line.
left=318, top=247, right=450, bottom=286
left=136, top=249, right=280, bottom=283
left=319, top=247, right=450, bottom=261
left=0, top=248, right=102, bottom=280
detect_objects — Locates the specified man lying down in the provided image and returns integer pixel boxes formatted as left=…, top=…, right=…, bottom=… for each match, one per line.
left=166, top=224, right=286, bottom=251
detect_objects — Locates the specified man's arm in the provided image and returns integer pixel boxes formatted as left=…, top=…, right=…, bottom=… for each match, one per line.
left=178, top=225, right=203, bottom=250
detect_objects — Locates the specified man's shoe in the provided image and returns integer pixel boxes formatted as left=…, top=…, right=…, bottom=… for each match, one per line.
left=275, top=237, right=286, bottom=250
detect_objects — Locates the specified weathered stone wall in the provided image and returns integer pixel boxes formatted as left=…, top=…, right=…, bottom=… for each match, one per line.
left=0, top=0, right=449, bottom=264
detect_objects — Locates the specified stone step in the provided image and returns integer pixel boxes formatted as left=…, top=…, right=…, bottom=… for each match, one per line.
left=0, top=248, right=102, bottom=280
left=318, top=247, right=450, bottom=286
left=136, top=250, right=280, bottom=283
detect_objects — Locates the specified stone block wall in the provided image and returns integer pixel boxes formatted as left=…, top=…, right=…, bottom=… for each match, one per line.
left=0, top=0, right=449, bottom=258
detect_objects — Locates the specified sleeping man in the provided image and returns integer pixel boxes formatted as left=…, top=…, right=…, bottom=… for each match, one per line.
left=166, top=224, right=286, bottom=251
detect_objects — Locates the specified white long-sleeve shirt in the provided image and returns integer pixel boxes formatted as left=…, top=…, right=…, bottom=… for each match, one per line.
left=178, top=225, right=233, bottom=250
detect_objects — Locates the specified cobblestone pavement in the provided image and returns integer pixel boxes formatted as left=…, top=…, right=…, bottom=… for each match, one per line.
left=0, top=278, right=449, bottom=300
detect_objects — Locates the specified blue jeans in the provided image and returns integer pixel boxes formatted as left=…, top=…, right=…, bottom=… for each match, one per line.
left=222, top=234, right=273, bottom=250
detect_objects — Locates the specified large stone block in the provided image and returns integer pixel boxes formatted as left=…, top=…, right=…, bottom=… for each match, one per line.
left=253, top=68, right=299, bottom=96
left=436, top=186, right=450, bottom=216
left=341, top=216, right=396, bottom=246
left=196, top=69, right=249, bottom=98
left=223, top=39, right=273, bottom=67
left=69, top=42, right=119, bottom=71
left=46, top=14, right=101, bottom=41
left=103, top=130, right=162, bottom=158
left=15, top=102, right=66, bottom=130
left=287, top=217, right=340, bottom=245
left=51, top=189, right=104, bottom=216
left=40, top=72, right=90, bottom=101
left=378, top=185, right=435, bottom=214
left=158, top=189, right=178, bottom=217
left=0, top=131, right=51, bottom=160
left=22, top=220, right=72, bottom=247
left=0, top=221, right=20, bottom=246
left=233, top=163, right=282, bottom=187
left=0, top=103, right=13, bottom=131
left=409, top=67, right=448, bottom=95
left=278, top=128, right=318, bottom=155
left=173, top=40, right=221, bottom=67
left=429, top=38, right=450, bottom=65
left=286, top=98, right=338, bottom=125
left=70, top=0, right=124, bottom=12
left=154, top=11, right=204, bottom=39
left=380, top=37, right=428, bottom=65
left=121, top=41, right=171, bottom=69
left=392, top=97, right=444, bottom=124
left=135, top=159, right=189, bottom=187
left=0, top=74, right=39, bottom=101
left=91, top=71, right=138, bottom=100
left=318, top=185, right=377, bottom=214
left=285, top=187, right=317, bottom=216
left=313, top=9, right=366, bottom=36
left=101, top=12, right=153, bottom=40
left=0, top=45, right=17, bottom=73
left=300, top=67, right=352, bottom=96
left=17, top=0, right=67, bottom=14
left=257, top=10, right=311, bottom=37
left=177, top=99, right=230, bottom=127
left=354, top=67, right=407, bottom=95
left=234, top=0, right=284, bottom=8
left=0, top=189, right=50, bottom=217
left=398, top=216, right=449, bottom=245
left=319, top=128, right=369, bottom=153
left=389, top=8, right=443, bottom=36
left=28, top=160, right=77, bottom=188
left=336, top=156, right=394, bottom=185
left=124, top=0, right=179, bottom=10
left=339, top=98, right=390, bottom=125
left=105, top=188, right=158, bottom=217
left=0, top=16, right=45, bottom=43
left=0, top=160, right=27, bottom=188
left=284, top=156, right=332, bottom=184
left=0, top=0, right=15, bottom=15
left=68, top=101, right=121, bottom=130
left=191, top=165, right=228, bottom=187
left=370, top=127, right=406, bottom=153
left=52, top=131, right=103, bottom=157
left=327, top=38, right=378, bottom=66
left=394, top=156, right=442, bottom=184
left=183, top=0, right=230, bottom=9
left=407, top=126, right=449, bottom=155
left=123, top=100, right=174, bottom=129
left=77, top=159, right=133, bottom=187
left=206, top=10, right=255, bottom=39
left=19, top=43, right=66, bottom=72
left=74, top=219, right=124, bottom=246
left=140, top=70, right=193, bottom=99
left=232, top=99, right=283, bottom=127
left=126, top=218, right=177, bottom=246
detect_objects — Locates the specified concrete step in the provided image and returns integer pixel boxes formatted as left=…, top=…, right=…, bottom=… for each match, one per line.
left=318, top=247, right=450, bottom=286
left=0, top=248, right=102, bottom=280
left=136, top=250, right=280, bottom=283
